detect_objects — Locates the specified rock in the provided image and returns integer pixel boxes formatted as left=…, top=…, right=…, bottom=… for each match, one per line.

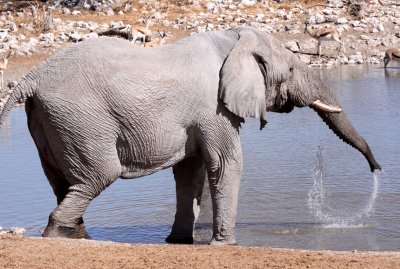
left=71, top=10, right=81, bottom=15
left=315, top=14, right=325, bottom=24
left=328, top=0, right=343, bottom=7
left=249, top=21, right=260, bottom=28
left=83, top=32, right=98, bottom=40
left=291, top=7, right=302, bottom=14
left=29, top=37, right=38, bottom=46
left=381, top=39, right=392, bottom=47
left=349, top=53, right=364, bottom=64
left=325, top=58, right=337, bottom=67
left=367, top=39, right=381, bottom=47
left=360, top=35, right=369, bottom=40
left=366, top=56, right=380, bottom=64
left=276, top=9, right=286, bottom=18
left=67, top=32, right=82, bottom=42
left=336, top=18, right=348, bottom=24
left=288, top=29, right=301, bottom=34
left=10, top=227, right=26, bottom=235
left=325, top=15, right=338, bottom=23
left=241, top=0, right=256, bottom=6
left=283, top=12, right=292, bottom=21
left=206, top=2, right=216, bottom=12
left=337, top=54, right=349, bottom=64
left=106, top=8, right=114, bottom=16
left=39, top=33, right=54, bottom=42
left=299, top=39, right=316, bottom=51
left=285, top=41, right=299, bottom=52
left=0, top=29, right=8, bottom=40
left=62, top=8, right=71, bottom=14
left=322, top=8, right=333, bottom=15
left=306, top=15, right=316, bottom=25
left=297, top=54, right=311, bottom=64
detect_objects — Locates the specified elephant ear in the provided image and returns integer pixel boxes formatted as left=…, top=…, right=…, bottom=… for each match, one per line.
left=219, top=29, right=267, bottom=130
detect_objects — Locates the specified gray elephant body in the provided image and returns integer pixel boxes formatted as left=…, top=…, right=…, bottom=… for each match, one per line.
left=0, top=27, right=380, bottom=245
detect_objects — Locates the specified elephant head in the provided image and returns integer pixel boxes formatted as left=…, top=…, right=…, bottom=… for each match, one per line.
left=219, top=28, right=380, bottom=172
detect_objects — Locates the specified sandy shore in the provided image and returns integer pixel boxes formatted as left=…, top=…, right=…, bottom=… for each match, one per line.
left=0, top=235, right=399, bottom=269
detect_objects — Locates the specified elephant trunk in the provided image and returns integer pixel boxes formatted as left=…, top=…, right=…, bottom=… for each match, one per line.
left=312, top=107, right=381, bottom=172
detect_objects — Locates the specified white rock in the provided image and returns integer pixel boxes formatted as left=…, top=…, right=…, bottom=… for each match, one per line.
left=67, top=32, right=82, bottom=42
left=10, top=227, right=26, bottom=235
left=328, top=0, right=343, bottom=7
left=106, top=9, right=114, bottom=16
left=306, top=15, right=316, bottom=25
left=284, top=12, right=292, bottom=20
left=337, top=54, right=349, bottom=64
left=285, top=41, right=300, bottom=52
left=39, top=33, right=54, bottom=42
left=83, top=32, right=98, bottom=40
left=349, top=53, right=364, bottom=64
left=241, top=0, right=256, bottom=6
left=298, top=54, right=311, bottom=64
left=322, top=8, right=333, bottom=15
left=336, top=18, right=348, bottom=24
left=360, top=35, right=370, bottom=40
left=0, top=29, right=8, bottom=40
left=206, top=2, right=216, bottom=12
left=315, top=13, right=325, bottom=24
left=62, top=8, right=71, bottom=15
left=29, top=37, right=38, bottom=46
left=276, top=9, right=286, bottom=18
left=288, top=29, right=301, bottom=34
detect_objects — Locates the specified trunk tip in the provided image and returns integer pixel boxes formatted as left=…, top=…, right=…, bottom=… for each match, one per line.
left=370, top=163, right=381, bottom=173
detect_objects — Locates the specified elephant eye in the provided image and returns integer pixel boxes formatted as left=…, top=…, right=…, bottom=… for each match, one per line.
left=289, top=67, right=293, bottom=72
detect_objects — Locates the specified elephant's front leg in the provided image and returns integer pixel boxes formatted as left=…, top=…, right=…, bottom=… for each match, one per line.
left=207, top=144, right=243, bottom=245
left=166, top=156, right=206, bottom=244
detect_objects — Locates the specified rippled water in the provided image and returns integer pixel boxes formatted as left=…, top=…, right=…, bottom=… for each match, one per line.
left=1, top=64, right=399, bottom=250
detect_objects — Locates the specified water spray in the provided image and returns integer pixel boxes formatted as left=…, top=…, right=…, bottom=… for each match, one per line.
left=307, top=146, right=382, bottom=227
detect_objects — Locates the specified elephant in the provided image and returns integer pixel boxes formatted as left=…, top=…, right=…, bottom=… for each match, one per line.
left=0, top=26, right=381, bottom=245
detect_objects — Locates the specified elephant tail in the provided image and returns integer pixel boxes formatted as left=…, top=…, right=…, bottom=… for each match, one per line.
left=0, top=74, right=36, bottom=125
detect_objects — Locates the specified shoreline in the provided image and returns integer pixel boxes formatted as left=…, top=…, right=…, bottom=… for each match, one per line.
left=1, top=235, right=400, bottom=269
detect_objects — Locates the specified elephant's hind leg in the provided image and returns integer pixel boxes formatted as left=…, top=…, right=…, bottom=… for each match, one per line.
left=40, top=159, right=91, bottom=239
left=166, top=156, right=206, bottom=244
left=40, top=149, right=121, bottom=239
left=43, top=176, right=117, bottom=239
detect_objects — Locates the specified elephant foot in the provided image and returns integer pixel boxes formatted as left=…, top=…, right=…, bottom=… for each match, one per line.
left=209, top=235, right=236, bottom=246
left=42, top=216, right=91, bottom=239
left=165, top=234, right=194, bottom=244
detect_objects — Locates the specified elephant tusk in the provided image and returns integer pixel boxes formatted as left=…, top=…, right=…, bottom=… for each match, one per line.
left=312, top=100, right=342, bottom=113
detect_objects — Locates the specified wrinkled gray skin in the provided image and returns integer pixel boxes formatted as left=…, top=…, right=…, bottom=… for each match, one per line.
left=0, top=27, right=381, bottom=245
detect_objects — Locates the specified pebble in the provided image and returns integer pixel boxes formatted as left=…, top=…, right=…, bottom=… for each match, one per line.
left=0, top=0, right=397, bottom=67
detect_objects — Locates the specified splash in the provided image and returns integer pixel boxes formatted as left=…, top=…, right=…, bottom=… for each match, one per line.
left=307, top=146, right=381, bottom=227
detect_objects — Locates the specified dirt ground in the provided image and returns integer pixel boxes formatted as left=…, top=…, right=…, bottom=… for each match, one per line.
left=0, top=235, right=399, bottom=269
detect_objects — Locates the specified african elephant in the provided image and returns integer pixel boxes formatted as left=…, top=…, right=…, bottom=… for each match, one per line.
left=0, top=26, right=381, bottom=245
